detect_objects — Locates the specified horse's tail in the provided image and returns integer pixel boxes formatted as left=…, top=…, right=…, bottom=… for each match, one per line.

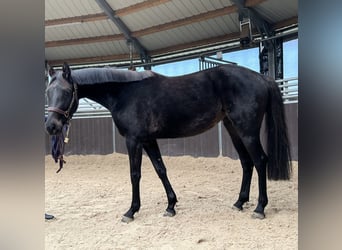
left=265, top=79, right=292, bottom=180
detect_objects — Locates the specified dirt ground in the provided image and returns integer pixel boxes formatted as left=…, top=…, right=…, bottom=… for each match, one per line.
left=45, top=153, right=298, bottom=250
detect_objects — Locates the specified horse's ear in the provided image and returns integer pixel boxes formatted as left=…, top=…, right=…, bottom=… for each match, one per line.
left=48, top=65, right=55, bottom=77
left=62, top=62, right=72, bottom=82
left=45, top=60, right=55, bottom=77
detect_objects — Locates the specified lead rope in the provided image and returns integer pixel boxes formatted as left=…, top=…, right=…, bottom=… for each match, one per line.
left=51, top=121, right=71, bottom=173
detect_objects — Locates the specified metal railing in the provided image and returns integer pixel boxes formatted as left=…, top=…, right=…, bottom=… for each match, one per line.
left=44, top=99, right=111, bottom=119
left=200, top=56, right=298, bottom=104
left=276, top=77, right=298, bottom=104
left=199, top=56, right=236, bottom=71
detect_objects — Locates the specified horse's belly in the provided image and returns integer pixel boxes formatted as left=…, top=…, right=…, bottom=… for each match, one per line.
left=156, top=109, right=225, bottom=138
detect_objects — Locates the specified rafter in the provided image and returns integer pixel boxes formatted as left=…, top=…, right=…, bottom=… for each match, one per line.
left=45, top=0, right=171, bottom=27
left=45, top=34, right=124, bottom=47
left=151, top=33, right=241, bottom=57
left=48, top=53, right=140, bottom=66
left=46, top=16, right=297, bottom=51
left=47, top=32, right=241, bottom=66
left=96, top=0, right=150, bottom=64
left=133, top=0, right=265, bottom=37
left=45, top=13, right=107, bottom=26
left=46, top=14, right=298, bottom=67
left=45, top=0, right=265, bottom=48
left=133, top=6, right=236, bottom=37
left=116, top=0, right=171, bottom=16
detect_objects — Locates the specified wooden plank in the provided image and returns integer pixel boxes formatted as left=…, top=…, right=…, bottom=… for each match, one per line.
left=151, top=32, right=240, bottom=57
left=45, top=34, right=124, bottom=47
left=47, top=53, right=139, bottom=66
left=133, top=6, right=238, bottom=37
left=116, top=0, right=171, bottom=16
left=60, top=118, right=113, bottom=155
left=45, top=0, right=172, bottom=27
left=46, top=33, right=239, bottom=66
left=45, top=13, right=108, bottom=26
left=45, top=0, right=265, bottom=48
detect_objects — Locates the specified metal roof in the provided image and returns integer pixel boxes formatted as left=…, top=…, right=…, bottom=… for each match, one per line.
left=45, top=0, right=298, bottom=66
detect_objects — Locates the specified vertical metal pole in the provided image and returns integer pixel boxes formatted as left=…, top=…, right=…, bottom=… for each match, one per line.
left=112, top=121, right=116, bottom=153
left=218, top=121, right=223, bottom=156
left=275, top=38, right=284, bottom=80
left=267, top=42, right=276, bottom=79
left=128, top=40, right=133, bottom=69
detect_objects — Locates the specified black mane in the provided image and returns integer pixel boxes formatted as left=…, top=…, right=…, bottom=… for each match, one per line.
left=71, top=67, right=155, bottom=85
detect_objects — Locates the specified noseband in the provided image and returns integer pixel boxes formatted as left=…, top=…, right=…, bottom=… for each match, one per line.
left=47, top=79, right=78, bottom=120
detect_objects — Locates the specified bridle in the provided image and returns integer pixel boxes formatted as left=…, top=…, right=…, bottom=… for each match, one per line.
left=46, top=70, right=78, bottom=173
left=47, top=76, right=78, bottom=121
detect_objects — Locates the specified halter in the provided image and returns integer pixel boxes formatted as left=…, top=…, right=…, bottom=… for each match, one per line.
left=47, top=77, right=78, bottom=121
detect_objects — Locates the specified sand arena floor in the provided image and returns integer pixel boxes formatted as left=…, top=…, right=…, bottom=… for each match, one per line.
left=45, top=153, right=298, bottom=250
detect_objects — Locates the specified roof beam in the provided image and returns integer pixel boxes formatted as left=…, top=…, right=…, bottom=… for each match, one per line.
left=45, top=13, right=107, bottom=26
left=45, top=0, right=266, bottom=48
left=95, top=0, right=150, bottom=63
left=133, top=6, right=237, bottom=37
left=47, top=33, right=241, bottom=66
left=46, top=15, right=298, bottom=66
left=45, top=0, right=171, bottom=27
left=48, top=53, right=140, bottom=66
left=133, top=0, right=265, bottom=37
left=151, top=32, right=241, bottom=56
left=116, top=0, right=171, bottom=16
left=45, top=5, right=239, bottom=48
left=45, top=34, right=124, bottom=47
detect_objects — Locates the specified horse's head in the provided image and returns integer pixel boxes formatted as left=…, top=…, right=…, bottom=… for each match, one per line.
left=45, top=63, right=78, bottom=135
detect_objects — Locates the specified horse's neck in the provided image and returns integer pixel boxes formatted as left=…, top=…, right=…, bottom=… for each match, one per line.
left=77, top=83, right=124, bottom=111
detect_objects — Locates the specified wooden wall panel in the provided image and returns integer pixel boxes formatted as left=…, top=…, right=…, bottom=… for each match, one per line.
left=45, top=117, right=113, bottom=155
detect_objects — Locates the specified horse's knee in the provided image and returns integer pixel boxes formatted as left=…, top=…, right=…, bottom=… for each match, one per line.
left=130, top=172, right=141, bottom=183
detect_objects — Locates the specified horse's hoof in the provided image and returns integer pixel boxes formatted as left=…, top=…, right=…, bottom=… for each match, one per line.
left=121, top=216, right=134, bottom=223
left=232, top=205, right=242, bottom=211
left=163, top=210, right=175, bottom=217
left=252, top=212, right=265, bottom=219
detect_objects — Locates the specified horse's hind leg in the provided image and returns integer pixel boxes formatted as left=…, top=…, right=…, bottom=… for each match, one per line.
left=223, top=117, right=254, bottom=211
left=243, top=138, right=268, bottom=219
left=224, top=116, right=268, bottom=219
left=143, top=140, right=178, bottom=217
left=122, top=137, right=143, bottom=223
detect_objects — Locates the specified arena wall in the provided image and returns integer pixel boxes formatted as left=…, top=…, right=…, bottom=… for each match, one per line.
left=45, top=103, right=298, bottom=160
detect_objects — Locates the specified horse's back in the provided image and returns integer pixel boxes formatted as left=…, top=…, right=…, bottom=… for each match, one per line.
left=114, top=71, right=224, bottom=138
left=113, top=65, right=272, bottom=139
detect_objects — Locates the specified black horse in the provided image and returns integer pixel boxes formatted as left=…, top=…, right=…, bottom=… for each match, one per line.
left=45, top=62, right=291, bottom=221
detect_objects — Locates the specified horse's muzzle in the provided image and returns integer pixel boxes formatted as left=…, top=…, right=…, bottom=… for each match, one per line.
left=45, top=117, right=63, bottom=135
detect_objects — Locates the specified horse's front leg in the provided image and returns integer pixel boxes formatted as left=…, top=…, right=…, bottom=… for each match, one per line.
left=122, top=137, right=143, bottom=223
left=143, top=140, right=178, bottom=217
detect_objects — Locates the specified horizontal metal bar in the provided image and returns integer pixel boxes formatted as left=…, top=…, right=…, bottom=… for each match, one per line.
left=276, top=76, right=298, bottom=82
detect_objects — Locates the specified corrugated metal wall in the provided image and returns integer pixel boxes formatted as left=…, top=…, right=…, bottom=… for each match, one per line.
left=45, top=103, right=298, bottom=160
left=45, top=117, right=113, bottom=155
